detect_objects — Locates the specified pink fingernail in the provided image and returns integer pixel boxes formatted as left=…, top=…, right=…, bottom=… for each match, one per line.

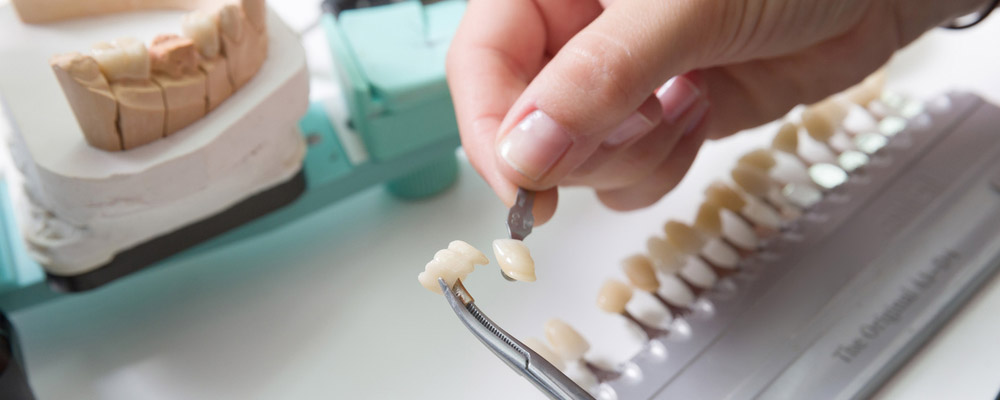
left=499, top=110, right=573, bottom=181
left=657, top=76, right=701, bottom=123
left=603, top=111, right=656, bottom=146
left=683, top=101, right=710, bottom=136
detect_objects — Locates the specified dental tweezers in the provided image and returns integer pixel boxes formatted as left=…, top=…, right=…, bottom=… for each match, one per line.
left=439, top=278, right=594, bottom=400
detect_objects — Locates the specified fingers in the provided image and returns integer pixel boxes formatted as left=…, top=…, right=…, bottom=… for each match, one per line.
left=698, top=3, right=902, bottom=139
left=566, top=75, right=708, bottom=189
left=596, top=104, right=711, bottom=211
left=492, top=0, right=726, bottom=190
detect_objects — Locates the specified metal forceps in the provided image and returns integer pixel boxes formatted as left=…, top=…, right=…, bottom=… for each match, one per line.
left=439, top=278, right=595, bottom=400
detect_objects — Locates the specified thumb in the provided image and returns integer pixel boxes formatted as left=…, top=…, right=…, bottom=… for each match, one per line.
left=493, top=0, right=725, bottom=189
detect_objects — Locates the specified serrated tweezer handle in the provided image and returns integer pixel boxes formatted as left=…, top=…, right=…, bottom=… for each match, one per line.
left=440, top=279, right=594, bottom=400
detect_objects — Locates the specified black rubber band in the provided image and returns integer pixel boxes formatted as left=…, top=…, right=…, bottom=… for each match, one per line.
left=945, top=0, right=1000, bottom=29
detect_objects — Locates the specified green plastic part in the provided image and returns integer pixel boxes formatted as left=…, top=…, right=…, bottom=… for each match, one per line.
left=325, top=0, right=464, bottom=161
left=386, top=152, right=458, bottom=199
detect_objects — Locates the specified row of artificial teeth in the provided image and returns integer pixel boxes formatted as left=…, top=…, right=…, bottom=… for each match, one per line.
left=418, top=239, right=536, bottom=294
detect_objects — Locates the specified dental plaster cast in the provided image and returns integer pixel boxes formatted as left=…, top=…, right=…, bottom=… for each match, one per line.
left=3, top=1, right=308, bottom=275
left=544, top=319, right=590, bottom=362
left=597, top=279, right=633, bottom=314
left=493, top=239, right=536, bottom=282
left=93, top=38, right=166, bottom=149
left=150, top=34, right=207, bottom=135
left=183, top=9, right=234, bottom=111
left=48, top=0, right=268, bottom=152
left=48, top=53, right=121, bottom=151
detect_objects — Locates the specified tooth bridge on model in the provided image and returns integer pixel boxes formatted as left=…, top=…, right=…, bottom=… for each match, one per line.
left=43, top=0, right=268, bottom=152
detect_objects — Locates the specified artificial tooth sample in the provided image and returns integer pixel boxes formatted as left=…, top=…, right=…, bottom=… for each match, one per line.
left=693, top=201, right=724, bottom=238
left=732, top=164, right=789, bottom=213
left=448, top=240, right=489, bottom=265
left=492, top=239, right=536, bottom=282
left=810, top=97, right=850, bottom=127
left=93, top=38, right=165, bottom=149
left=150, top=34, right=207, bottom=135
left=522, top=337, right=566, bottom=371
left=49, top=52, right=121, bottom=151
left=417, top=248, right=476, bottom=294
left=664, top=221, right=706, bottom=255
left=844, top=69, right=886, bottom=107
left=183, top=9, right=233, bottom=111
left=668, top=220, right=735, bottom=274
left=545, top=319, right=591, bottom=362
left=183, top=10, right=220, bottom=58
left=771, top=122, right=800, bottom=156
left=705, top=182, right=747, bottom=214
left=801, top=108, right=839, bottom=153
left=622, top=255, right=659, bottom=293
left=624, top=255, right=690, bottom=316
left=737, top=149, right=777, bottom=172
left=596, top=279, right=633, bottom=314
left=218, top=2, right=268, bottom=89
left=646, top=236, right=685, bottom=274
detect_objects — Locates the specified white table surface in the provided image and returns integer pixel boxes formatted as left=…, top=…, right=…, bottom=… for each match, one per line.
left=4, top=1, right=1000, bottom=399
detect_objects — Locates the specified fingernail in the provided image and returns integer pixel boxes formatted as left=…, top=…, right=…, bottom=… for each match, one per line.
left=657, top=76, right=701, bottom=123
left=499, top=110, right=573, bottom=181
left=683, top=101, right=710, bottom=136
left=603, top=111, right=656, bottom=146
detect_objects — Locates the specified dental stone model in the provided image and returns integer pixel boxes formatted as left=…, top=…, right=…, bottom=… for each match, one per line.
left=493, top=239, right=536, bottom=282
left=418, top=240, right=489, bottom=294
left=183, top=9, right=234, bottom=111
left=92, top=37, right=165, bottom=149
left=2, top=0, right=307, bottom=278
left=49, top=0, right=268, bottom=151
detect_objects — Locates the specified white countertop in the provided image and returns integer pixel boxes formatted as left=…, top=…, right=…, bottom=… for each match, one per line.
left=5, top=2, right=1000, bottom=399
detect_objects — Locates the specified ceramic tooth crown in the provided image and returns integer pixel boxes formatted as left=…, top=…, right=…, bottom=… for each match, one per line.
left=448, top=240, right=489, bottom=265
left=91, top=38, right=150, bottom=82
left=182, top=10, right=220, bottom=58
left=493, top=239, right=536, bottom=282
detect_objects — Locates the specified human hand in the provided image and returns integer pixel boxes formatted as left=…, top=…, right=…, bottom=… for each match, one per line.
left=447, top=0, right=986, bottom=224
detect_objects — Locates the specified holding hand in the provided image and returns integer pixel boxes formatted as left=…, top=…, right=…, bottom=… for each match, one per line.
left=447, top=0, right=986, bottom=223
